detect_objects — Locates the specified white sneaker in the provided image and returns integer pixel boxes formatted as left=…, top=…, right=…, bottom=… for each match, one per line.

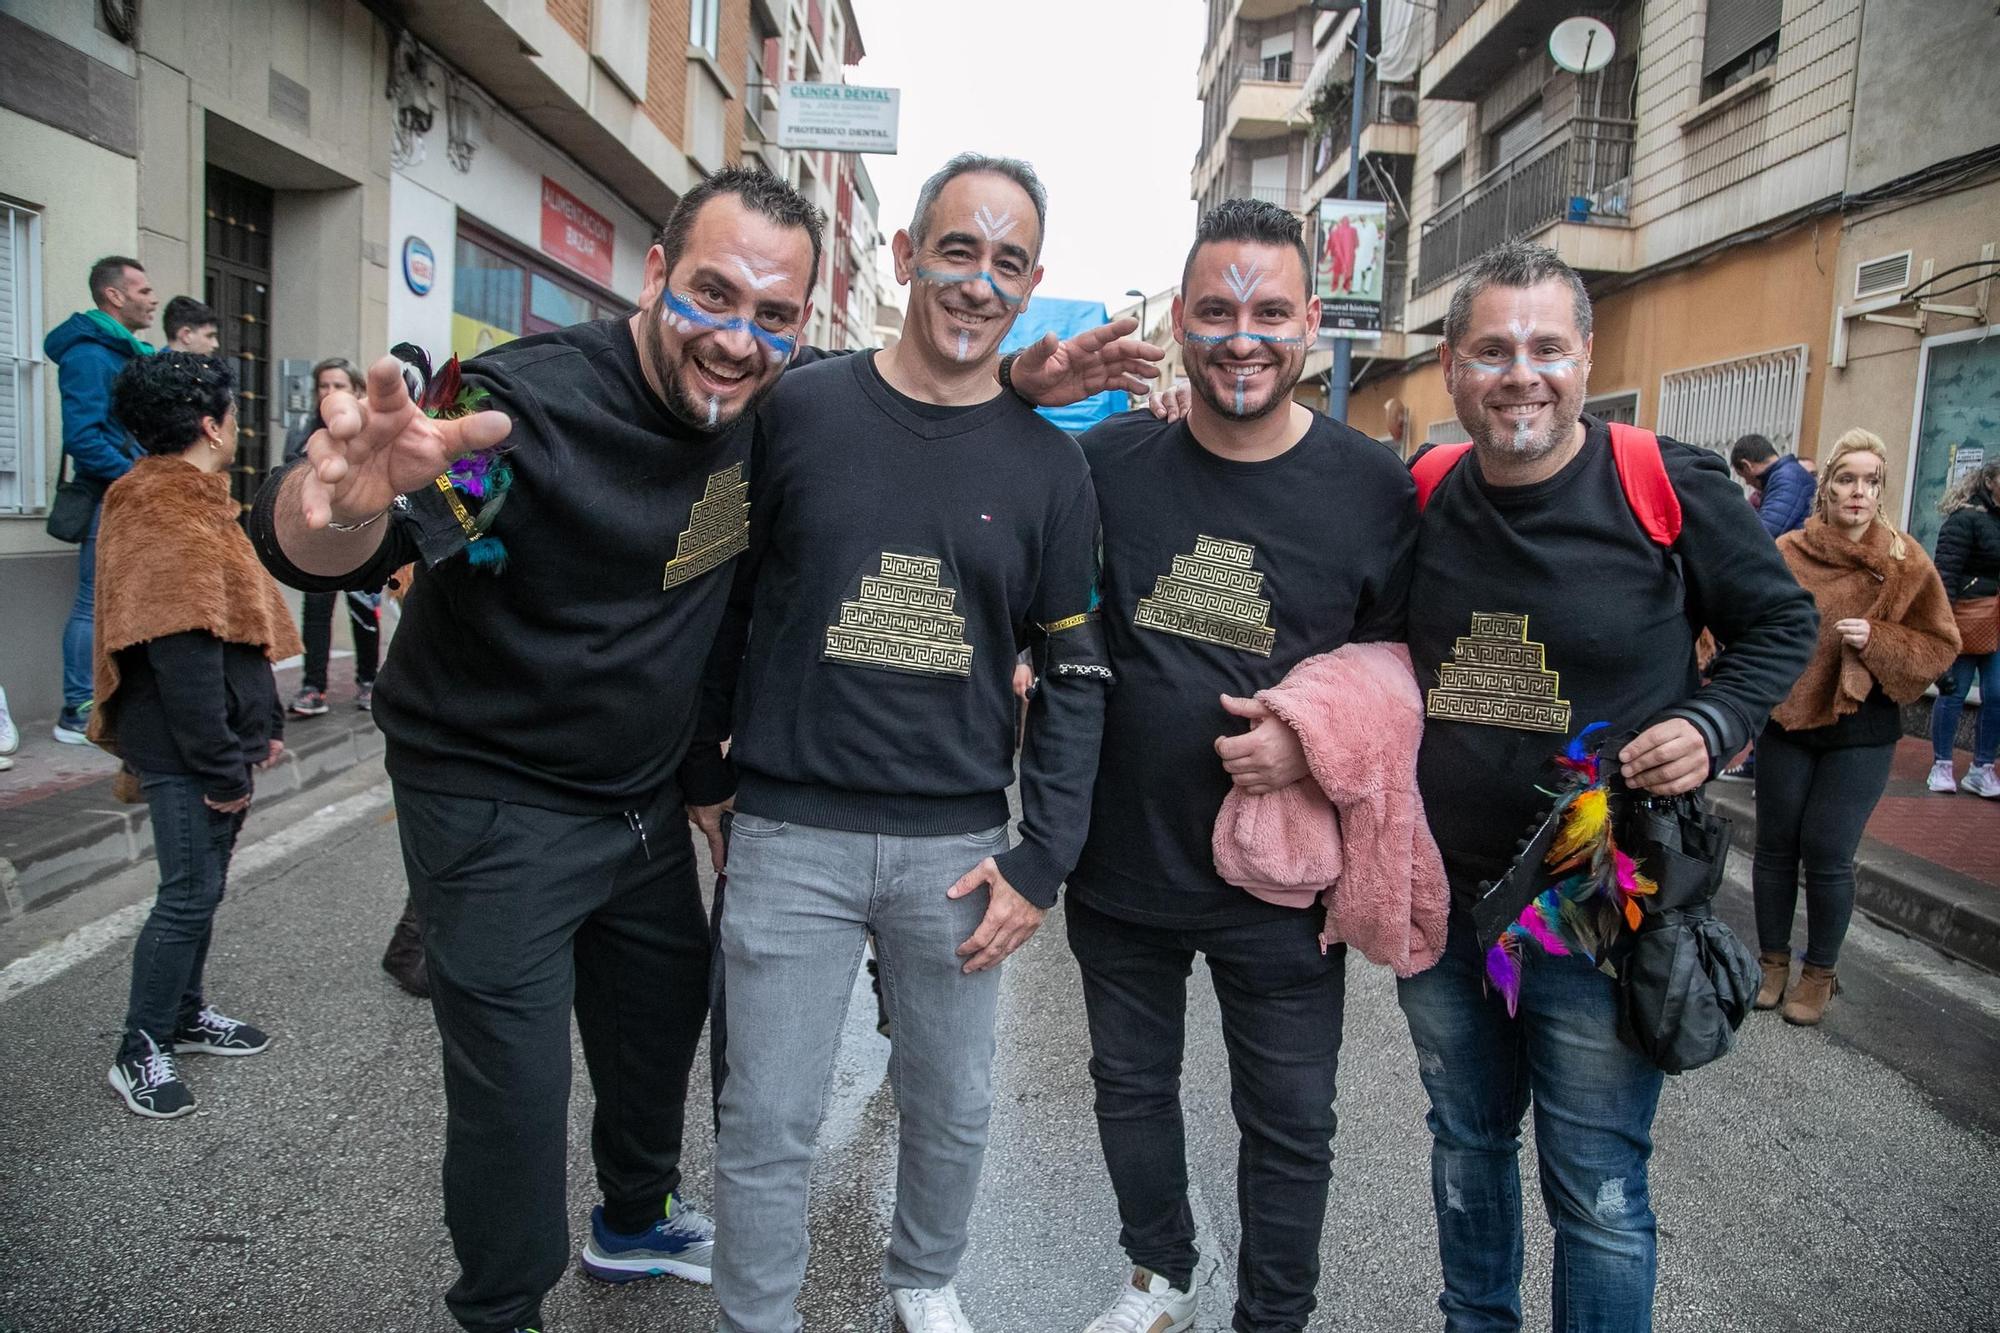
left=1083, top=1266, right=1200, bottom=1333
left=1962, top=764, right=2000, bottom=799
left=0, top=686, right=17, bottom=754
left=1928, top=760, right=1959, bottom=793
left=892, top=1282, right=973, bottom=1333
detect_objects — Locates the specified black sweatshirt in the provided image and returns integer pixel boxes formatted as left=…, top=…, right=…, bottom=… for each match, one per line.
left=1935, top=492, right=2000, bottom=599
left=1409, top=419, right=1819, bottom=909
left=693, top=351, right=1108, bottom=907
left=110, top=632, right=284, bottom=801
left=1070, top=411, right=1416, bottom=927
left=251, top=318, right=751, bottom=813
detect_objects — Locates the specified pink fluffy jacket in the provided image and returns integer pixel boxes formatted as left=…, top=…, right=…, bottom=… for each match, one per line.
left=1210, top=642, right=1448, bottom=977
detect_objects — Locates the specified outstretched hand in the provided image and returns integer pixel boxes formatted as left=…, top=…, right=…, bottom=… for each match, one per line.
left=300, top=356, right=512, bottom=529
left=1009, top=317, right=1165, bottom=407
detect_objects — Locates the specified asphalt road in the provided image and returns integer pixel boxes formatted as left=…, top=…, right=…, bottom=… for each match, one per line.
left=2, top=768, right=1997, bottom=1333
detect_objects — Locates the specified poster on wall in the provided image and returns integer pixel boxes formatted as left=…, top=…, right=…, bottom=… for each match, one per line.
left=540, top=178, right=615, bottom=287
left=1315, top=198, right=1389, bottom=339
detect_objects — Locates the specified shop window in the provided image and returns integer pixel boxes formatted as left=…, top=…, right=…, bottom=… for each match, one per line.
left=451, top=225, right=630, bottom=361
left=1655, top=345, right=1808, bottom=458
left=1702, top=0, right=1780, bottom=98
left=0, top=200, right=45, bottom=515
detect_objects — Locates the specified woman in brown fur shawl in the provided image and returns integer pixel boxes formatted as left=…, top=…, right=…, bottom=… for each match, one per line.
left=1752, top=430, right=1959, bottom=1026
left=92, top=352, right=303, bottom=1120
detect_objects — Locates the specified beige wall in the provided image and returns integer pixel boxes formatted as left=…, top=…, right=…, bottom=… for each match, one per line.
left=1820, top=176, right=2000, bottom=528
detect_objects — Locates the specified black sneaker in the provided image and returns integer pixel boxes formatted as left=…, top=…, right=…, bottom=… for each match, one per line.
left=108, top=1035, right=197, bottom=1119
left=173, top=1005, right=271, bottom=1057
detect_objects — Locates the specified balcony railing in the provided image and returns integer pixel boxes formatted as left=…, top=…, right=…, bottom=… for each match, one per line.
left=1223, top=57, right=1311, bottom=104
left=1435, top=0, right=1484, bottom=50
left=1415, top=117, right=1635, bottom=294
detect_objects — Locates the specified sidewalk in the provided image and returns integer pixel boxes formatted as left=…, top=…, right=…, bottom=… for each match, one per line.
left=1709, top=735, right=2000, bottom=973
left=0, top=657, right=382, bottom=921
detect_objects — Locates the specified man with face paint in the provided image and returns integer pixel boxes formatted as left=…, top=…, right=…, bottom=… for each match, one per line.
left=691, top=153, right=1112, bottom=1333
left=1398, top=241, right=1816, bottom=1332
left=1064, top=198, right=1415, bottom=1333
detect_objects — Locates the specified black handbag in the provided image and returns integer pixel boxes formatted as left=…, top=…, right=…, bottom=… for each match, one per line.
left=1612, top=789, right=1760, bottom=1074
left=44, top=457, right=104, bottom=544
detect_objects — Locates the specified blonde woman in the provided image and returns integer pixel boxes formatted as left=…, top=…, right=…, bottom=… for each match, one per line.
left=1753, top=431, right=1959, bottom=1024
left=1926, top=459, right=2000, bottom=795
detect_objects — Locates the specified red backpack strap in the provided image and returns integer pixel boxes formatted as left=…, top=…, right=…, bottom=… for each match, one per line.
left=1411, top=442, right=1474, bottom=512
left=1607, top=423, right=1681, bottom=547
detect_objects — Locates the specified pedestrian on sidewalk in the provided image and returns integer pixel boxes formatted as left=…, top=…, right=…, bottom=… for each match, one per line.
left=89, top=352, right=302, bottom=1119
left=160, top=296, right=219, bottom=355
left=44, top=255, right=156, bottom=745
left=1754, top=430, right=1960, bottom=1025
left=1926, top=458, right=2000, bottom=797
left=1399, top=241, right=1817, bottom=1332
left=1061, top=198, right=1419, bottom=1333
left=1731, top=433, right=1814, bottom=537
left=282, top=357, right=382, bottom=716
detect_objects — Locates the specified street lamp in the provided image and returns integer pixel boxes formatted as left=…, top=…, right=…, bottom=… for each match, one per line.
left=1124, top=288, right=1149, bottom=341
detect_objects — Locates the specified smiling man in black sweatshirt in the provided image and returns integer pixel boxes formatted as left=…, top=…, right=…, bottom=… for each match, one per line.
left=695, top=153, right=1110, bottom=1333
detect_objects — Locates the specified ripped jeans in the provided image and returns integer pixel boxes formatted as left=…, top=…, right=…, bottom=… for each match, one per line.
left=1397, top=913, right=1663, bottom=1333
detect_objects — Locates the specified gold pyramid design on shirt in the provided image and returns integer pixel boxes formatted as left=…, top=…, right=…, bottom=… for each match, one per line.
left=1132, top=534, right=1277, bottom=657
left=662, top=463, right=750, bottom=589
left=1425, top=611, right=1572, bottom=734
left=823, top=551, right=975, bottom=677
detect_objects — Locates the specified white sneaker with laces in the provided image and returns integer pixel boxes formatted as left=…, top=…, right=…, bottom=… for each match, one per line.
left=891, top=1282, right=973, bottom=1333
left=1962, top=763, right=2000, bottom=799
left=1928, top=760, right=1959, bottom=793
left=1083, top=1266, right=1200, bottom=1333
left=0, top=686, right=18, bottom=754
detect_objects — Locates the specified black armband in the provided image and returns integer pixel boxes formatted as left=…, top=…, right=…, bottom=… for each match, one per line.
left=1034, top=611, right=1114, bottom=684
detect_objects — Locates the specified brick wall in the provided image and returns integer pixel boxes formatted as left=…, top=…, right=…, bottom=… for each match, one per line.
left=643, top=0, right=688, bottom=147
left=719, top=0, right=748, bottom=165
left=548, top=0, right=590, bottom=48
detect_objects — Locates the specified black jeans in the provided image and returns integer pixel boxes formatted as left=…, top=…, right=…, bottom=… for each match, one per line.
left=1751, top=726, right=1896, bottom=968
left=300, top=589, right=380, bottom=691
left=122, top=773, right=245, bottom=1052
left=1066, top=895, right=1347, bottom=1333
left=397, top=781, right=712, bottom=1333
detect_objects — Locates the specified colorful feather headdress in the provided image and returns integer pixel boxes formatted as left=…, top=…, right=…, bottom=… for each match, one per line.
left=1482, top=722, right=1657, bottom=1016
left=391, top=342, right=512, bottom=574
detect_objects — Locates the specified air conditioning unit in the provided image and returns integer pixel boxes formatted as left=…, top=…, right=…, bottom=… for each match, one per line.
left=1388, top=92, right=1419, bottom=123
left=1854, top=250, right=1911, bottom=301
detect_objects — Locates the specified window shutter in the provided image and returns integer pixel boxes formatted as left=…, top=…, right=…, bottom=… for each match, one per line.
left=1702, top=0, right=1781, bottom=79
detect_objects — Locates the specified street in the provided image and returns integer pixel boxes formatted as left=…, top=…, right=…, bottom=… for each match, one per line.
left=2, top=764, right=1997, bottom=1333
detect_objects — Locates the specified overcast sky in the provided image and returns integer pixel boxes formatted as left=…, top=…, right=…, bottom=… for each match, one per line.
left=845, top=0, right=1206, bottom=316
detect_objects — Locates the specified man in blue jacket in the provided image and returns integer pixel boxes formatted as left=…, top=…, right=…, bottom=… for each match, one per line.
left=1729, top=433, right=1812, bottom=537
left=44, top=255, right=156, bottom=742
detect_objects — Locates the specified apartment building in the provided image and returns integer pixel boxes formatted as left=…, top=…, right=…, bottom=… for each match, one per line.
left=740, top=0, right=883, bottom=350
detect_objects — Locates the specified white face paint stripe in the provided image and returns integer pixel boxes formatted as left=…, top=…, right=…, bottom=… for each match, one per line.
left=735, top=259, right=786, bottom=291
left=707, top=396, right=720, bottom=427
left=1224, top=263, right=1266, bottom=303
left=973, top=206, right=1017, bottom=242
left=955, top=330, right=971, bottom=361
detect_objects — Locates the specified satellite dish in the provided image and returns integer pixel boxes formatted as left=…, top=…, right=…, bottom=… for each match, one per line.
left=1549, top=16, right=1615, bottom=74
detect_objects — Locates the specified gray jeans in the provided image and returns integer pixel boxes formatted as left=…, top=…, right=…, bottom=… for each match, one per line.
left=713, top=815, right=1009, bottom=1333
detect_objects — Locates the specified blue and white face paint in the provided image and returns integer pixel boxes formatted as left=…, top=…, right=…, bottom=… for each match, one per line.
left=897, top=173, right=1042, bottom=369
left=1443, top=291, right=1592, bottom=465
left=1178, top=243, right=1316, bottom=424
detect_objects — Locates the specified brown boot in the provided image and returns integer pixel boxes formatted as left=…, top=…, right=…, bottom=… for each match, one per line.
left=1780, top=963, right=1838, bottom=1026
left=1754, top=950, right=1791, bottom=1010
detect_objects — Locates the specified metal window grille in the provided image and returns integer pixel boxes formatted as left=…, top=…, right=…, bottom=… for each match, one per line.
left=0, top=200, right=46, bottom=515
left=1655, top=345, right=1809, bottom=457
left=1425, top=417, right=1471, bottom=445
left=1586, top=391, right=1639, bottom=425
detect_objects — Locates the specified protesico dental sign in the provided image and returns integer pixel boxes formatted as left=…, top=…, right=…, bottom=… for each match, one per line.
left=777, top=82, right=901, bottom=154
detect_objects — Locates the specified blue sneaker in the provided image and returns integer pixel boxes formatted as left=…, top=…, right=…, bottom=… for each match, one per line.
left=578, top=1196, right=714, bottom=1285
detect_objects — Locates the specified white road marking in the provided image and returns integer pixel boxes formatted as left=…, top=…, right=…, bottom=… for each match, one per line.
left=0, top=787, right=393, bottom=1005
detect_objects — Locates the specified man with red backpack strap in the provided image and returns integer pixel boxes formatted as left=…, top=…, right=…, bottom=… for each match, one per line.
left=1397, top=241, right=1816, bottom=1332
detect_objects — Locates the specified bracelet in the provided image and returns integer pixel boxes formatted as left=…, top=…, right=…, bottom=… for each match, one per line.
left=326, top=506, right=389, bottom=533
left=998, top=351, right=1023, bottom=401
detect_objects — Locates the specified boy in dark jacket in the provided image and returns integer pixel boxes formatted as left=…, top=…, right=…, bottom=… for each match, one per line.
left=44, top=255, right=156, bottom=742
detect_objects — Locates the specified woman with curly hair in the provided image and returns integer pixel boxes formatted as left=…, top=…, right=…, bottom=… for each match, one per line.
left=92, top=351, right=303, bottom=1118
left=1751, top=429, right=1960, bottom=1025
left=1925, top=458, right=2000, bottom=796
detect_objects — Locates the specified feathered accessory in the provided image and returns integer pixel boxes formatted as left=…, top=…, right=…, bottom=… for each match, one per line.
left=391, top=342, right=512, bottom=574
left=1481, top=722, right=1657, bottom=1016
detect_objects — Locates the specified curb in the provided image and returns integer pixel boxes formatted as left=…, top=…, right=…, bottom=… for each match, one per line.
left=1706, top=782, right=2000, bottom=975
left=0, top=721, right=384, bottom=922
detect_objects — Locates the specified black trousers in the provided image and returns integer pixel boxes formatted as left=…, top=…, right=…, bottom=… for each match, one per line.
left=396, top=781, right=712, bottom=1333
left=1066, top=895, right=1347, bottom=1333
left=1751, top=727, right=1896, bottom=968
left=301, top=589, right=380, bottom=691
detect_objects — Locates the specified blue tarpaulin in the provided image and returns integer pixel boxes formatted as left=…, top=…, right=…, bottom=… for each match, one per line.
left=998, top=297, right=1127, bottom=435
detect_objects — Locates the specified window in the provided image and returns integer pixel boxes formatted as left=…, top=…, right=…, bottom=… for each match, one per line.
left=451, top=225, right=630, bottom=362
left=1434, top=156, right=1464, bottom=207
left=689, top=0, right=720, bottom=58
left=1702, top=0, right=1779, bottom=97
left=1259, top=34, right=1294, bottom=82
left=1655, top=345, right=1809, bottom=457
left=1586, top=391, right=1639, bottom=425
left=1486, top=100, right=1546, bottom=169
left=0, top=200, right=45, bottom=515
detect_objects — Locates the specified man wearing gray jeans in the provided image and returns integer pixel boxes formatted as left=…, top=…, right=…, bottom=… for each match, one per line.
left=691, top=154, right=1114, bottom=1333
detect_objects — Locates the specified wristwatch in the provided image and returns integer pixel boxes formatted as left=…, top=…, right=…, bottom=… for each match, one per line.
left=998, top=351, right=1023, bottom=402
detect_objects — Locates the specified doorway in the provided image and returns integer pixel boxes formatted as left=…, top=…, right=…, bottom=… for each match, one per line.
left=204, top=166, right=275, bottom=515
